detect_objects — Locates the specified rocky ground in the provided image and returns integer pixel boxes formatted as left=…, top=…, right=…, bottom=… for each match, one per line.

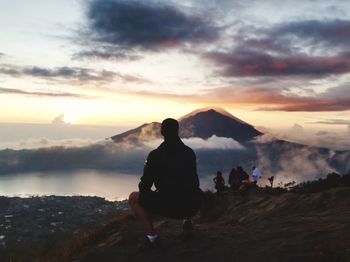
left=0, top=196, right=128, bottom=261
left=1, top=187, right=350, bottom=262
left=67, top=187, right=350, bottom=262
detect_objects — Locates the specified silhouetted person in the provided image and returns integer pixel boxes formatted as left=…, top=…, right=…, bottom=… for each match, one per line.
left=213, top=171, right=225, bottom=194
left=128, top=118, right=202, bottom=247
left=252, top=166, right=262, bottom=186
left=228, top=167, right=240, bottom=191
left=236, top=166, right=252, bottom=192
left=237, top=166, right=249, bottom=182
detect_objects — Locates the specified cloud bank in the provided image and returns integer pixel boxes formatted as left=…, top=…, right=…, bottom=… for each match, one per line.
left=120, top=84, right=350, bottom=112
left=0, top=65, right=148, bottom=85
left=0, top=138, right=99, bottom=150
left=0, top=134, right=246, bottom=175
left=254, top=141, right=339, bottom=186
left=1, top=133, right=349, bottom=187
left=0, top=87, right=90, bottom=99
left=85, top=0, right=218, bottom=50
left=204, top=19, right=350, bottom=78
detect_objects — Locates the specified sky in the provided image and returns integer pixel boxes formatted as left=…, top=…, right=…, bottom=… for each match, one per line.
left=1, top=0, right=350, bottom=145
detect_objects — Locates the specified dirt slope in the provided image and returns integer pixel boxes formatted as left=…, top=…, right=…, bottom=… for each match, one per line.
left=66, top=187, right=350, bottom=262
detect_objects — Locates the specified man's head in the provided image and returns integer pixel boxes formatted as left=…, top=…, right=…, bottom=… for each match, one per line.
left=161, top=118, right=179, bottom=139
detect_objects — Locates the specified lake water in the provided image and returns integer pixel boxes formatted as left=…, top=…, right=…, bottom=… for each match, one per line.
left=0, top=170, right=214, bottom=201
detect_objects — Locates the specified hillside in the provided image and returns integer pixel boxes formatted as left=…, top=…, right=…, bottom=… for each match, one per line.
left=65, top=187, right=350, bottom=262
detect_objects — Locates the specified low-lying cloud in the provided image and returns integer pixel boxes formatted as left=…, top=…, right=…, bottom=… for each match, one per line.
left=184, top=135, right=245, bottom=150
left=0, top=138, right=99, bottom=150
left=144, top=135, right=245, bottom=150
left=0, top=141, right=148, bottom=174
left=254, top=141, right=338, bottom=187
left=0, top=136, right=349, bottom=188
left=0, top=135, right=245, bottom=175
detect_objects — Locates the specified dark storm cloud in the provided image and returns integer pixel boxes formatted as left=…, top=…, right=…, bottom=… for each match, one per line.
left=0, top=87, right=90, bottom=99
left=204, top=50, right=350, bottom=77
left=237, top=19, right=350, bottom=54
left=204, top=19, right=350, bottom=78
left=271, top=19, right=350, bottom=49
left=85, top=0, right=218, bottom=50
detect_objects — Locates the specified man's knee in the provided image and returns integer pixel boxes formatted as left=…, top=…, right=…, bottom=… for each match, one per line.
left=128, top=191, right=140, bottom=206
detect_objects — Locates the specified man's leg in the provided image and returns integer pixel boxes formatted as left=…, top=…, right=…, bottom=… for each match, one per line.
left=128, top=191, right=156, bottom=235
left=182, top=218, right=194, bottom=239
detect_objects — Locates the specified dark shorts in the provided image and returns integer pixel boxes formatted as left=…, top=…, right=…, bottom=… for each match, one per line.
left=139, top=190, right=202, bottom=219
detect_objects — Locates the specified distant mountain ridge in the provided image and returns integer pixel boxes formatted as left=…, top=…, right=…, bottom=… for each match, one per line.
left=111, top=107, right=262, bottom=143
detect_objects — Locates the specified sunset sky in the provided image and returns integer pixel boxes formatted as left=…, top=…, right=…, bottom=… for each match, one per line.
left=1, top=0, right=350, bottom=135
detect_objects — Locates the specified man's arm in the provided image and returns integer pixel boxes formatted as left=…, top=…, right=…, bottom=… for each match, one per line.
left=190, top=150, right=200, bottom=189
left=138, top=152, right=155, bottom=192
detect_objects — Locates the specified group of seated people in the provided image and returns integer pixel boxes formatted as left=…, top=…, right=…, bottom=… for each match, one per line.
left=213, top=166, right=262, bottom=193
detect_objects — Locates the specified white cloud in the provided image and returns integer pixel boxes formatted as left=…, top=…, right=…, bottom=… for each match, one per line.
left=253, top=134, right=277, bottom=144
left=51, top=114, right=67, bottom=125
left=255, top=143, right=336, bottom=186
left=184, top=135, right=245, bottom=150
left=143, top=135, right=245, bottom=150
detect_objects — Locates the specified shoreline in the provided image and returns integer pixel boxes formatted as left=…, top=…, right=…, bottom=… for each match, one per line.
left=0, top=194, right=128, bottom=202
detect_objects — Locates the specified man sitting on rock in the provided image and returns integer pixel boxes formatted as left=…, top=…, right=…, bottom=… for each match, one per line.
left=128, top=118, right=202, bottom=247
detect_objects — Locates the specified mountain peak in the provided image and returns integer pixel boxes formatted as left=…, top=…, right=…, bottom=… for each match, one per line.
left=178, top=107, right=248, bottom=125
left=178, top=108, right=261, bottom=142
left=111, top=107, right=262, bottom=143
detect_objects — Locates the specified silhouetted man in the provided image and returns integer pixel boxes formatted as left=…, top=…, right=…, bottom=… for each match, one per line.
left=128, top=118, right=202, bottom=247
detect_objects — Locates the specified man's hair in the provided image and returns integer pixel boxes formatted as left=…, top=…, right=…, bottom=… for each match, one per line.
left=161, top=118, right=179, bottom=138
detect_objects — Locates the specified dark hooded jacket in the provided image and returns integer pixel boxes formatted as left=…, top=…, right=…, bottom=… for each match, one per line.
left=139, top=136, right=200, bottom=195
